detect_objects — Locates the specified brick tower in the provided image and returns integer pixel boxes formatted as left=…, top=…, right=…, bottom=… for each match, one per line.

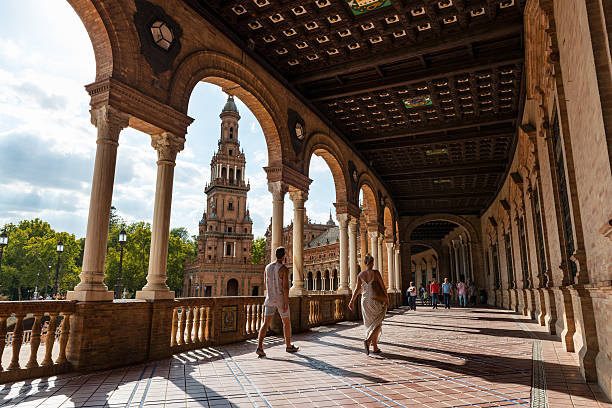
left=184, top=95, right=263, bottom=297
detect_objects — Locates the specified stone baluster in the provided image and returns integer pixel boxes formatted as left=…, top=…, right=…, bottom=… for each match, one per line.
left=0, top=317, right=7, bottom=371
left=205, top=307, right=212, bottom=341
left=198, top=307, right=205, bottom=342
left=41, top=313, right=58, bottom=367
left=137, top=132, right=185, bottom=300
left=8, top=314, right=25, bottom=370
left=249, top=305, right=255, bottom=334
left=56, top=313, right=71, bottom=364
left=26, top=314, right=43, bottom=369
left=170, top=308, right=179, bottom=346
left=192, top=307, right=200, bottom=343
left=68, top=106, right=129, bottom=301
left=244, top=305, right=250, bottom=334
left=178, top=308, right=186, bottom=345
left=185, top=307, right=193, bottom=344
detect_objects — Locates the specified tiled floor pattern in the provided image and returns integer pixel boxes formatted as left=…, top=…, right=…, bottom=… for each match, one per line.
left=0, top=306, right=609, bottom=407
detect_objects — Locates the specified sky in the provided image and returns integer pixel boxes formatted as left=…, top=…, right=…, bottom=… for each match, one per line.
left=0, top=1, right=337, bottom=239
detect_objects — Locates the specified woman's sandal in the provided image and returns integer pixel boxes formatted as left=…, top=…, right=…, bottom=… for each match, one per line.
left=286, top=345, right=299, bottom=353
left=364, top=340, right=370, bottom=356
left=255, top=348, right=266, bottom=357
left=372, top=348, right=382, bottom=354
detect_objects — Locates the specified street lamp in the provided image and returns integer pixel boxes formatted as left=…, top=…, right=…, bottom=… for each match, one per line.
left=115, top=229, right=127, bottom=299
left=46, top=263, right=52, bottom=298
left=0, top=232, right=7, bottom=275
left=54, top=241, right=64, bottom=298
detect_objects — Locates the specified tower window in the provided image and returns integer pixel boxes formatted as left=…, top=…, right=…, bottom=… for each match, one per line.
left=229, top=149, right=233, bottom=156
left=229, top=128, right=234, bottom=139
left=226, top=243, right=232, bottom=256
left=228, top=201, right=234, bottom=210
left=228, top=227, right=232, bottom=233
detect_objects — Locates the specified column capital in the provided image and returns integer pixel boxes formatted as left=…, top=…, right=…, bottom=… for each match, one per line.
left=348, top=217, right=358, bottom=230
left=90, top=106, right=130, bottom=144
left=336, top=213, right=350, bottom=228
left=268, top=181, right=289, bottom=201
left=385, top=242, right=394, bottom=249
left=151, top=132, right=185, bottom=164
left=368, top=230, right=379, bottom=239
left=288, top=189, right=308, bottom=206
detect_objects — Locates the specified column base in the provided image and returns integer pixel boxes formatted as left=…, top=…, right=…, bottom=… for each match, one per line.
left=66, top=290, right=114, bottom=302
left=289, top=286, right=307, bottom=296
left=337, top=287, right=351, bottom=295
left=135, top=289, right=175, bottom=300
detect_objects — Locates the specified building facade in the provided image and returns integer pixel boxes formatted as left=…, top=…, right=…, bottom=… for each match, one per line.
left=184, top=96, right=264, bottom=297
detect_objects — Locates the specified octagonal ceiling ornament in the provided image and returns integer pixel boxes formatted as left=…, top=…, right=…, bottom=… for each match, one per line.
left=288, top=109, right=306, bottom=154
left=133, top=0, right=183, bottom=74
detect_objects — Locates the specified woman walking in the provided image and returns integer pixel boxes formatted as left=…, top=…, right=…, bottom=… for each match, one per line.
left=349, top=254, right=389, bottom=355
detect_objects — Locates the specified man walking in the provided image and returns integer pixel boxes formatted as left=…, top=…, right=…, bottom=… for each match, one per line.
left=256, top=247, right=299, bottom=357
left=429, top=280, right=440, bottom=309
left=408, top=281, right=417, bottom=311
left=442, top=278, right=453, bottom=309
left=457, top=277, right=467, bottom=307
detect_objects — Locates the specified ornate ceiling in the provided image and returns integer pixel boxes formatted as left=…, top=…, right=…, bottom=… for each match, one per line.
left=189, top=0, right=526, bottom=217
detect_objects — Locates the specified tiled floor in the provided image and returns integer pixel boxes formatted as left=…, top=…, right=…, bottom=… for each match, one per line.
left=0, top=306, right=609, bottom=407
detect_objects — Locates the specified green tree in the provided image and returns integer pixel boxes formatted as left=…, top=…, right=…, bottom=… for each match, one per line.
left=250, top=237, right=266, bottom=265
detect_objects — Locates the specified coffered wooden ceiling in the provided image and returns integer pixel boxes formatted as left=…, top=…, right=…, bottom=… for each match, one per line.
left=188, top=0, right=525, bottom=216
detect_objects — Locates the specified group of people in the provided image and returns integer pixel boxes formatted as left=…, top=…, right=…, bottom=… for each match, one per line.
left=256, top=247, right=481, bottom=358
left=406, top=278, right=479, bottom=310
left=256, top=247, right=389, bottom=357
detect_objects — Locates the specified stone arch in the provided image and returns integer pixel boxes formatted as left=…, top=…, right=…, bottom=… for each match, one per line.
left=303, top=134, right=349, bottom=205
left=358, top=175, right=379, bottom=225
left=168, top=50, right=286, bottom=166
left=68, top=0, right=141, bottom=83
left=226, top=278, right=238, bottom=296
left=403, top=213, right=480, bottom=244
left=383, top=206, right=393, bottom=239
left=409, top=240, right=443, bottom=258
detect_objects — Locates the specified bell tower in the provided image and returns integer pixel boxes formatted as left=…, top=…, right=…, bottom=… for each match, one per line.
left=197, top=95, right=253, bottom=264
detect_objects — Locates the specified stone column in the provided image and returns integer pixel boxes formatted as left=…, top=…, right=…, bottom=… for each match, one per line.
left=360, top=219, right=368, bottom=266
left=394, top=247, right=401, bottom=292
left=348, top=218, right=358, bottom=291
left=289, top=190, right=307, bottom=296
left=337, top=214, right=350, bottom=294
left=377, top=234, right=384, bottom=272
left=68, top=106, right=129, bottom=302
left=368, top=231, right=378, bottom=268
left=268, top=181, right=288, bottom=261
left=386, top=242, right=395, bottom=293
left=454, top=242, right=461, bottom=282
left=137, top=132, right=185, bottom=300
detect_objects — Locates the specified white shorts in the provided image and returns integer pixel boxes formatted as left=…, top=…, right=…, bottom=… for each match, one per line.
left=264, top=304, right=290, bottom=319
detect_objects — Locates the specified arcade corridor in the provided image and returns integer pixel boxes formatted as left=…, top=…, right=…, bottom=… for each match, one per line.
left=2, top=307, right=609, bottom=408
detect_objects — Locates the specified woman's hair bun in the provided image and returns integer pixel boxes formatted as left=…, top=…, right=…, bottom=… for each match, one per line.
left=364, top=254, right=374, bottom=266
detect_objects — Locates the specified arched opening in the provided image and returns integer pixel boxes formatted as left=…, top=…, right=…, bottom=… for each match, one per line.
left=324, top=270, right=330, bottom=291
left=332, top=269, right=338, bottom=291
left=316, top=271, right=322, bottom=291
left=251, top=286, right=259, bottom=296
left=307, top=272, right=313, bottom=291
left=226, top=278, right=239, bottom=296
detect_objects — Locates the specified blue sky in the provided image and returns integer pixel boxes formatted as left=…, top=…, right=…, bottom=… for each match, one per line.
left=0, top=1, right=336, bottom=239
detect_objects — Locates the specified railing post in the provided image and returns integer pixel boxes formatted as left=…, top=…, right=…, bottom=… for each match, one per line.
left=56, top=312, right=71, bottom=364
left=192, top=307, right=200, bottom=344
left=185, top=307, right=193, bottom=344
left=0, top=317, right=7, bottom=372
left=178, top=308, right=186, bottom=345
left=199, top=306, right=206, bottom=342
left=170, top=308, right=178, bottom=347
left=41, top=313, right=58, bottom=367
left=8, top=314, right=25, bottom=370
left=26, top=314, right=43, bottom=369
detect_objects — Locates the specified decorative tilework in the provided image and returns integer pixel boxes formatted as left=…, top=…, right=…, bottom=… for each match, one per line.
left=221, top=305, right=238, bottom=332
left=346, top=0, right=391, bottom=15
left=403, top=94, right=433, bottom=108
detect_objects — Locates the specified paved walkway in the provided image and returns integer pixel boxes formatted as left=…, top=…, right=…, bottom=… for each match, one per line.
left=0, top=306, right=610, bottom=408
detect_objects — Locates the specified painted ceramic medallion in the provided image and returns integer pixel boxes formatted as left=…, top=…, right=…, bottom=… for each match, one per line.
left=403, top=95, right=433, bottom=109
left=346, top=0, right=391, bottom=15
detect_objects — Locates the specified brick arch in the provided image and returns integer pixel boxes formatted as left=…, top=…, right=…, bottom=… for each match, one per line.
left=402, top=213, right=480, bottom=244
left=68, top=0, right=140, bottom=82
left=409, top=240, right=443, bottom=258
left=303, top=134, right=349, bottom=205
left=383, top=206, right=393, bottom=239
left=168, top=50, right=286, bottom=166
left=358, top=175, right=379, bottom=225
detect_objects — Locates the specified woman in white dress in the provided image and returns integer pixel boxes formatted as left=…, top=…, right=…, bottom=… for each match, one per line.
left=348, top=254, right=389, bottom=355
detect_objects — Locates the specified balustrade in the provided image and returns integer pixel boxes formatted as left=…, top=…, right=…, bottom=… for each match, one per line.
left=0, top=301, right=75, bottom=384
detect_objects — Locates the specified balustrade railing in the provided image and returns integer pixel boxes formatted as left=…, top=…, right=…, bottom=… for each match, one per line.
left=0, top=301, right=75, bottom=383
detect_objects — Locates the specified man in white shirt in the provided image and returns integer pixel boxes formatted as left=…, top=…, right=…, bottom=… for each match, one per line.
left=408, top=281, right=417, bottom=311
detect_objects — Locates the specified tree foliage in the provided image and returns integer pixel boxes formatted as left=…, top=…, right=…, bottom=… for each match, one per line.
left=250, top=237, right=266, bottom=265
left=1, top=215, right=196, bottom=299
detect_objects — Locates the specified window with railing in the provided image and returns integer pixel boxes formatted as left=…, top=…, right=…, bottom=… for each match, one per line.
left=532, top=187, right=548, bottom=286
left=552, top=109, right=577, bottom=281
left=518, top=218, right=530, bottom=287
left=505, top=233, right=515, bottom=288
